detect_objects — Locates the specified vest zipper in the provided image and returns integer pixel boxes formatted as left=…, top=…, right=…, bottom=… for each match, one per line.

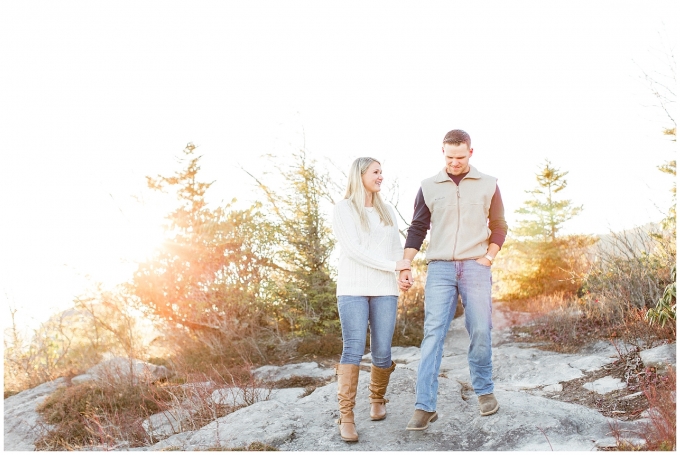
left=452, top=184, right=461, bottom=259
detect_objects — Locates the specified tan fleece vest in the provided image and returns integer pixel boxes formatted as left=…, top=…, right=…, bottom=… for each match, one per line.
left=421, top=165, right=497, bottom=262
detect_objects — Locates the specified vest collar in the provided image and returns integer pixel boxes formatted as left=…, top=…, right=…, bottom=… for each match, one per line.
left=434, top=165, right=482, bottom=183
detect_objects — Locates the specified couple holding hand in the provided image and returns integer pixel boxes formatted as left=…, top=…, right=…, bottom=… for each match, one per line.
left=331, top=129, right=508, bottom=442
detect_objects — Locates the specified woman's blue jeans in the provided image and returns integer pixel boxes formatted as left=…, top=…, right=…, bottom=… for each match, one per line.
left=415, top=260, right=494, bottom=412
left=337, top=295, right=398, bottom=368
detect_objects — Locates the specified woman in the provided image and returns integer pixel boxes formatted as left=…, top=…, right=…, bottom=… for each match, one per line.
left=331, top=157, right=411, bottom=442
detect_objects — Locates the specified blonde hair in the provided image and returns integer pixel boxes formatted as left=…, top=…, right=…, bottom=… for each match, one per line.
left=344, top=157, right=394, bottom=231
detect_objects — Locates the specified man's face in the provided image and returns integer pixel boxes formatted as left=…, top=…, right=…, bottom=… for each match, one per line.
left=443, top=143, right=473, bottom=175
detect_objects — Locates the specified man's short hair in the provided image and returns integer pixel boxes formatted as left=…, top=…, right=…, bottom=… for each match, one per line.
left=443, top=129, right=471, bottom=148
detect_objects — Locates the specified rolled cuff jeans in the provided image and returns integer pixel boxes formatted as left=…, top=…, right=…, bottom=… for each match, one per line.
left=337, top=295, right=398, bottom=368
left=415, top=260, right=494, bottom=412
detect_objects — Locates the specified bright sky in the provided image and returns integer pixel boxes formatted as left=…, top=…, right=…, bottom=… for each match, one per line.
left=1, top=1, right=677, bottom=334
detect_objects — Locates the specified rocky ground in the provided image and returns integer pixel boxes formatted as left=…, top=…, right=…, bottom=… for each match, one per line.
left=4, top=308, right=675, bottom=451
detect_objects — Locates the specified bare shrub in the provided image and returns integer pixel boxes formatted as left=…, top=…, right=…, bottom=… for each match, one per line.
left=609, top=366, right=677, bottom=451
left=512, top=225, right=676, bottom=350
left=296, top=333, right=342, bottom=357
left=149, top=366, right=272, bottom=439
left=4, top=307, right=103, bottom=394
left=581, top=226, right=675, bottom=321
left=640, top=366, right=676, bottom=450
left=4, top=283, right=154, bottom=396
left=512, top=295, right=675, bottom=352
left=73, top=285, right=150, bottom=363
left=512, top=307, right=598, bottom=353
left=160, top=323, right=301, bottom=387
left=611, top=308, right=676, bottom=350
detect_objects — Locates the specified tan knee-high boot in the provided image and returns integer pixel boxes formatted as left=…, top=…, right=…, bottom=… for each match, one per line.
left=368, top=361, right=396, bottom=421
left=335, top=363, right=360, bottom=442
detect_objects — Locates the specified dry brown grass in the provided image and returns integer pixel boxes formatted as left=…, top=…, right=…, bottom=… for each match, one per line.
left=35, top=380, right=171, bottom=450
left=502, top=291, right=570, bottom=314
left=34, top=361, right=274, bottom=450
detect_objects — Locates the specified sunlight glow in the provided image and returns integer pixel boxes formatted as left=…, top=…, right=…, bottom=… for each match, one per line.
left=1, top=1, right=677, bottom=333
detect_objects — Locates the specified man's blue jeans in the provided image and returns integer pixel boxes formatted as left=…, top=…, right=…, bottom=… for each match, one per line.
left=415, top=260, right=494, bottom=412
left=337, top=295, right=398, bottom=368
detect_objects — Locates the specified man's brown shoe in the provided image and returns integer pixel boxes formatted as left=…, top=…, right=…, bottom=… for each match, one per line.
left=405, top=409, right=438, bottom=430
left=478, top=393, right=499, bottom=416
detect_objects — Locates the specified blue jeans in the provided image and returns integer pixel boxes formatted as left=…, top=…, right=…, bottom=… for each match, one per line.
left=415, top=260, right=494, bottom=412
left=337, top=295, right=398, bottom=368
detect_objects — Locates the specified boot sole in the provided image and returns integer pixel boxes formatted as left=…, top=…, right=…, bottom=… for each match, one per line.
left=341, top=436, right=359, bottom=442
left=340, top=427, right=359, bottom=443
left=405, top=412, right=438, bottom=431
left=370, top=413, right=386, bottom=421
left=480, top=403, right=499, bottom=416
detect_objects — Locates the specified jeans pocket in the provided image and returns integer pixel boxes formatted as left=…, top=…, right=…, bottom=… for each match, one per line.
left=473, top=259, right=491, bottom=269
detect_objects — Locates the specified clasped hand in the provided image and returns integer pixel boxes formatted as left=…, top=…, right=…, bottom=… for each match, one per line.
left=398, top=269, right=413, bottom=291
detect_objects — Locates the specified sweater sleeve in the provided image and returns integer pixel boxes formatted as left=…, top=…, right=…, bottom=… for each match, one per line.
left=388, top=206, right=404, bottom=261
left=332, top=202, right=399, bottom=272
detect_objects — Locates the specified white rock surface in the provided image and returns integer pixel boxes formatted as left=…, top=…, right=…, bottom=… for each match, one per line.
left=363, top=346, right=422, bottom=364
left=71, top=357, right=171, bottom=385
left=3, top=378, right=65, bottom=451
left=583, top=376, right=627, bottom=394
left=568, top=356, right=615, bottom=372
left=639, top=343, right=676, bottom=370
left=148, top=367, right=643, bottom=451
left=210, top=387, right=305, bottom=406
left=211, top=387, right=269, bottom=407
left=269, top=387, right=307, bottom=403
left=4, top=310, right=655, bottom=451
left=143, top=312, right=646, bottom=451
left=543, top=383, right=563, bottom=393
left=252, top=362, right=334, bottom=381
left=143, top=408, right=193, bottom=439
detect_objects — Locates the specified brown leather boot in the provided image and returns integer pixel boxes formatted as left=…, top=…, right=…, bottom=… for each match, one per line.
left=368, top=361, right=396, bottom=420
left=336, top=363, right=360, bottom=442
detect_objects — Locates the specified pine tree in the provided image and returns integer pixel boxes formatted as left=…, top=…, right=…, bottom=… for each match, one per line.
left=498, top=160, right=595, bottom=301
left=514, top=159, right=583, bottom=242
left=245, top=149, right=338, bottom=336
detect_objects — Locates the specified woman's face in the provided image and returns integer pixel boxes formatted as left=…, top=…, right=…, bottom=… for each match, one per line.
left=361, top=161, right=383, bottom=194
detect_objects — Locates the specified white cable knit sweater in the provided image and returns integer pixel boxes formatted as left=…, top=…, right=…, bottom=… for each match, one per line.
left=332, top=199, right=403, bottom=296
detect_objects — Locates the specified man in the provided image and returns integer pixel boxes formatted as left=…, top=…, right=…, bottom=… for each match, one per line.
left=399, top=129, right=508, bottom=430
